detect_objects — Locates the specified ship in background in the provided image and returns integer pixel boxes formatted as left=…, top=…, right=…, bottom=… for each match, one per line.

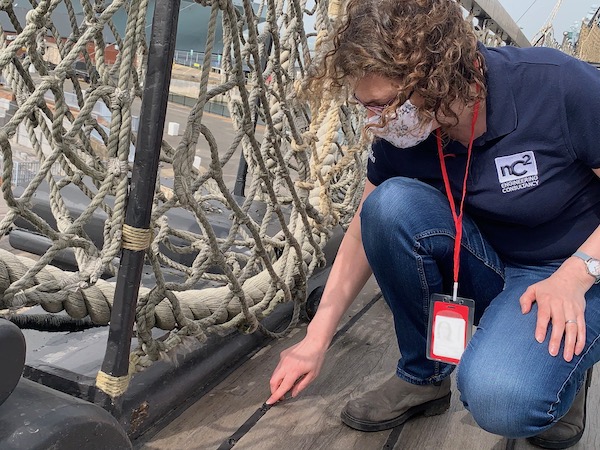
left=1, top=0, right=264, bottom=57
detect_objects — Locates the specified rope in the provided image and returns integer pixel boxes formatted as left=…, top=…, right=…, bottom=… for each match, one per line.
left=121, top=224, right=153, bottom=251
left=96, top=369, right=131, bottom=398
left=0, top=0, right=524, bottom=393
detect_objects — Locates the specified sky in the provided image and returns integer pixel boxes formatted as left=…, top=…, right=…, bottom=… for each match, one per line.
left=498, top=0, right=598, bottom=40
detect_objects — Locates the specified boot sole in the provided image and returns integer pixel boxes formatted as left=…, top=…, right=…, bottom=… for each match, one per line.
left=527, top=368, right=592, bottom=449
left=526, top=429, right=584, bottom=450
left=340, top=392, right=451, bottom=432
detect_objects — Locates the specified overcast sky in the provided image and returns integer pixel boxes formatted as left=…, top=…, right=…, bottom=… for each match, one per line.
left=499, top=0, right=598, bottom=40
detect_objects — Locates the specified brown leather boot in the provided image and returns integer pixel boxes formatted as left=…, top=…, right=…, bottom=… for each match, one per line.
left=340, top=375, right=451, bottom=432
left=527, top=368, right=592, bottom=449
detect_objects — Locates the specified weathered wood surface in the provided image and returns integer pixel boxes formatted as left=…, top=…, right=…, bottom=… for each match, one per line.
left=140, top=277, right=388, bottom=450
left=140, top=275, right=600, bottom=450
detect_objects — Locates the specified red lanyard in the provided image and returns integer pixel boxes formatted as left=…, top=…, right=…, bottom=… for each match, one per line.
left=436, top=100, right=480, bottom=301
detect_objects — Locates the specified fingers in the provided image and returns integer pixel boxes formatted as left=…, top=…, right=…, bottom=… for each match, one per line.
left=520, top=286, right=536, bottom=314
left=269, top=361, right=284, bottom=394
left=291, top=374, right=312, bottom=398
left=267, top=373, right=297, bottom=405
left=562, top=320, right=577, bottom=362
left=534, top=299, right=551, bottom=345
left=526, top=283, right=587, bottom=362
left=575, top=317, right=586, bottom=356
left=563, top=313, right=586, bottom=361
left=547, top=312, right=565, bottom=358
left=539, top=300, right=588, bottom=361
left=267, top=371, right=313, bottom=405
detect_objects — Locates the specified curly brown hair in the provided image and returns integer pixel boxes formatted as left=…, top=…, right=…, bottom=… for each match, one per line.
left=307, top=0, right=487, bottom=127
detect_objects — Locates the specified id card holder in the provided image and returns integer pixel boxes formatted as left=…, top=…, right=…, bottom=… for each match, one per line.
left=426, top=293, right=475, bottom=365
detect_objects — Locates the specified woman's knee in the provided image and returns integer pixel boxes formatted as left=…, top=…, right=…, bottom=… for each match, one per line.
left=457, top=349, right=552, bottom=438
left=361, top=177, right=448, bottom=233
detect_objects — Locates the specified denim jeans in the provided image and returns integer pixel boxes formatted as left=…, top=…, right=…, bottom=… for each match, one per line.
left=360, top=177, right=600, bottom=438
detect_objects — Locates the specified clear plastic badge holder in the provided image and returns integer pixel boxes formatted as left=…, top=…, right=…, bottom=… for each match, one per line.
left=426, top=293, right=475, bottom=365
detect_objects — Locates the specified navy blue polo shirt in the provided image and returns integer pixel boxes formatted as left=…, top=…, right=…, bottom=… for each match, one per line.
left=366, top=45, right=600, bottom=264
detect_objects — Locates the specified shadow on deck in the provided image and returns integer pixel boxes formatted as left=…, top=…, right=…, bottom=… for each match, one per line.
left=137, top=277, right=600, bottom=450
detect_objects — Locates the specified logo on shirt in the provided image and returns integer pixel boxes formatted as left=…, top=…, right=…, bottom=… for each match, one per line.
left=494, top=151, right=539, bottom=194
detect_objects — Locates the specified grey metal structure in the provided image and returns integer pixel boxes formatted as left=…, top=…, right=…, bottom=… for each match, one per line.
left=460, top=0, right=531, bottom=48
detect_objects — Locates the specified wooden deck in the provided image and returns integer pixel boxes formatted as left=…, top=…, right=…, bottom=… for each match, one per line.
left=137, top=277, right=600, bottom=450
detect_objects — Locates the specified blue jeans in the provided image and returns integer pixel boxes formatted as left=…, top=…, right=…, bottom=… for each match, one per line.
left=360, top=177, right=600, bottom=438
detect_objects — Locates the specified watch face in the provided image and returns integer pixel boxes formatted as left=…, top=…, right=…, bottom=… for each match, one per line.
left=588, top=259, right=600, bottom=276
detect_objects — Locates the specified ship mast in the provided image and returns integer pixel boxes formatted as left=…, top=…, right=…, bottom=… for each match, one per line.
left=531, top=0, right=564, bottom=47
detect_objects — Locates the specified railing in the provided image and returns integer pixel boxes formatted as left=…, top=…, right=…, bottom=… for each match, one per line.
left=0, top=160, right=66, bottom=187
left=460, top=0, right=531, bottom=48
left=173, top=49, right=222, bottom=70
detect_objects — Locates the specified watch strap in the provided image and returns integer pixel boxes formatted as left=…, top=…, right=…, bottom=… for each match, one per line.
left=573, top=250, right=600, bottom=284
left=573, top=250, right=593, bottom=262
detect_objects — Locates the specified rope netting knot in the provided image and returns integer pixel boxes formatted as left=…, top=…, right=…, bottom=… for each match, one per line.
left=25, top=8, right=47, bottom=28
left=194, top=0, right=228, bottom=10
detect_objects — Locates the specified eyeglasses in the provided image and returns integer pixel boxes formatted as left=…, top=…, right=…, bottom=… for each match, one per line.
left=353, top=91, right=413, bottom=116
left=353, top=93, right=397, bottom=115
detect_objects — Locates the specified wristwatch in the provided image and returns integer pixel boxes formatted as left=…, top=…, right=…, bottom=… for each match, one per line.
left=572, top=251, right=600, bottom=284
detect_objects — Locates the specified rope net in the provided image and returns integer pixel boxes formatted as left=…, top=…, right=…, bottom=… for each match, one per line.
left=0, top=0, right=367, bottom=374
left=0, top=0, right=519, bottom=387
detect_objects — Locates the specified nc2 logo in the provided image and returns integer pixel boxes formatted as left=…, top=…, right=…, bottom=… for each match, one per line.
left=495, top=151, right=538, bottom=183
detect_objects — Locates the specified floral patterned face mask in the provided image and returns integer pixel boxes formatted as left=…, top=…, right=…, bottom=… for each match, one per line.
left=366, top=100, right=434, bottom=148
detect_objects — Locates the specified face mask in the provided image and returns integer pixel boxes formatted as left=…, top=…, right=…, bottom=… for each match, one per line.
left=366, top=100, right=434, bottom=148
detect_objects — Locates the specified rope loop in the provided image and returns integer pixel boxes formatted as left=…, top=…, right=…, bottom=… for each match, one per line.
left=238, top=317, right=260, bottom=334
left=291, top=139, right=309, bottom=153
left=295, top=181, right=314, bottom=191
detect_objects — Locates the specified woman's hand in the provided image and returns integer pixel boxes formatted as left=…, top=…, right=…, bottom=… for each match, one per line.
left=519, top=258, right=592, bottom=362
left=267, top=336, right=328, bottom=405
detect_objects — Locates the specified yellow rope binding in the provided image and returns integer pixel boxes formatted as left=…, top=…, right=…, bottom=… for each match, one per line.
left=96, top=370, right=131, bottom=398
left=121, top=224, right=153, bottom=251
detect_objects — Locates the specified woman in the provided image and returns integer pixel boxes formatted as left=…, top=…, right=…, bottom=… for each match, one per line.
left=268, top=0, right=600, bottom=448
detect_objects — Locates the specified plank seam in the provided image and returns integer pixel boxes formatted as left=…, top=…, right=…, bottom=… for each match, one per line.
left=381, top=425, right=404, bottom=449
left=330, top=292, right=383, bottom=346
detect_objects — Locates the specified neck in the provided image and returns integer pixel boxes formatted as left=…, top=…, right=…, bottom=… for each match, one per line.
left=445, top=100, right=486, bottom=147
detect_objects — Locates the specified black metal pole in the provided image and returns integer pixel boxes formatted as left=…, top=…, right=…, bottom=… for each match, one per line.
left=96, top=0, right=180, bottom=410
left=233, top=33, right=273, bottom=197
